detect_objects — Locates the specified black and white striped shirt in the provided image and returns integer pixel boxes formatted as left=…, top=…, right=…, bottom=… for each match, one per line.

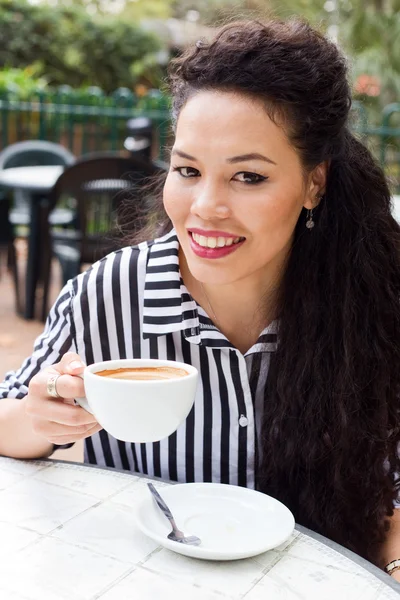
left=0, top=230, right=278, bottom=488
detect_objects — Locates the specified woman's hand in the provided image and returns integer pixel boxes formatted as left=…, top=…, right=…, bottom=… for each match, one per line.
left=24, top=352, right=102, bottom=445
left=391, top=570, right=400, bottom=584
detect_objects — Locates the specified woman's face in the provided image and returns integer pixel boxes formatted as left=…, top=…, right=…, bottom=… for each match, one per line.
left=163, top=90, right=321, bottom=289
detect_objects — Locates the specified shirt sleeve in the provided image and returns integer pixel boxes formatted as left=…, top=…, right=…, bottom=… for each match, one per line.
left=0, top=281, right=76, bottom=400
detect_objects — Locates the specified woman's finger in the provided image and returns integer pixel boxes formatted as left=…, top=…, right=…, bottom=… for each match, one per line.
left=47, top=424, right=103, bottom=445
left=56, top=352, right=86, bottom=376
left=82, top=423, right=103, bottom=438
left=32, top=417, right=98, bottom=437
left=26, top=397, right=97, bottom=426
left=47, top=373, right=85, bottom=400
left=29, top=370, right=85, bottom=401
left=32, top=417, right=96, bottom=438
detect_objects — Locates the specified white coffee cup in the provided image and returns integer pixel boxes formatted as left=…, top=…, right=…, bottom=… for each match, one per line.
left=75, top=358, right=198, bottom=443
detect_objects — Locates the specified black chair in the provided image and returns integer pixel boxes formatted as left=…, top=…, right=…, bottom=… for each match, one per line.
left=0, top=140, right=75, bottom=170
left=42, top=154, right=164, bottom=318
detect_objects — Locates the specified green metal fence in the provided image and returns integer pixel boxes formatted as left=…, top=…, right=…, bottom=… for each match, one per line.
left=351, top=101, right=400, bottom=192
left=0, top=86, right=172, bottom=161
left=0, top=88, right=399, bottom=191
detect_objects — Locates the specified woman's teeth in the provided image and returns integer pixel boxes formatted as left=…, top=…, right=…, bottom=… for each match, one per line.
left=191, top=233, right=243, bottom=248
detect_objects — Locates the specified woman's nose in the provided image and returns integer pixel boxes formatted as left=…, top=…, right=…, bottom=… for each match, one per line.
left=190, top=183, right=230, bottom=220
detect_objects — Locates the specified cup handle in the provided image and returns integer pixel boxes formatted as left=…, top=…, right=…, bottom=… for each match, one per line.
left=74, top=396, right=94, bottom=415
left=73, top=372, right=94, bottom=415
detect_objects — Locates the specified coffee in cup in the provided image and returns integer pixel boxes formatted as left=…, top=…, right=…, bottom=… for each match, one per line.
left=75, top=359, right=198, bottom=443
left=95, top=366, right=189, bottom=381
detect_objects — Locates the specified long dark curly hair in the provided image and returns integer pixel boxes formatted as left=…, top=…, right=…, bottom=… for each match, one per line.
left=129, top=19, right=400, bottom=565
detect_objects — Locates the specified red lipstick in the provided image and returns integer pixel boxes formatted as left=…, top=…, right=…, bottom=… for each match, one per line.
left=188, top=230, right=245, bottom=260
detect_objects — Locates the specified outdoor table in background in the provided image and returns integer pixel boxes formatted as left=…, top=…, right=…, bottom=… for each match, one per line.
left=0, top=166, right=64, bottom=319
left=0, top=456, right=398, bottom=599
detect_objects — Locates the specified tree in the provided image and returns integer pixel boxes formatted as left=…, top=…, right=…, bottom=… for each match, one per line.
left=338, top=0, right=400, bottom=107
left=121, top=0, right=173, bottom=20
left=169, top=0, right=400, bottom=113
left=37, top=0, right=173, bottom=19
left=0, top=0, right=161, bottom=92
left=169, top=0, right=327, bottom=26
left=73, top=18, right=161, bottom=92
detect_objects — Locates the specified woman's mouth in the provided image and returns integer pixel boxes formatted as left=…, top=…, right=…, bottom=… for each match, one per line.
left=188, top=230, right=246, bottom=259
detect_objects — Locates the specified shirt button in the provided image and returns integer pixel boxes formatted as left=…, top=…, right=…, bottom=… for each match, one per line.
left=239, top=415, right=248, bottom=427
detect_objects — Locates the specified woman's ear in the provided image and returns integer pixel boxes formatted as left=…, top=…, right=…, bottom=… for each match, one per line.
left=303, top=161, right=329, bottom=209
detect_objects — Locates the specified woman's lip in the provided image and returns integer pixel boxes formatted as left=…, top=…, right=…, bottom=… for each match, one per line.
left=189, top=232, right=245, bottom=259
left=188, top=228, right=245, bottom=239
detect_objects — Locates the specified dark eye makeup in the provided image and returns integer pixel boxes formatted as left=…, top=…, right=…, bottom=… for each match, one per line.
left=171, top=166, right=268, bottom=185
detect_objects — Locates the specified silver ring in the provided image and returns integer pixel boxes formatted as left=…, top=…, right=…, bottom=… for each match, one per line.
left=46, top=373, right=62, bottom=398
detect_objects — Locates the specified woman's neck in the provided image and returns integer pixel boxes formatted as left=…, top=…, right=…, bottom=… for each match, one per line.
left=180, top=251, right=281, bottom=354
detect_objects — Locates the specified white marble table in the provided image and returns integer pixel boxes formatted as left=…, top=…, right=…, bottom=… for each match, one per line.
left=0, top=165, right=64, bottom=194
left=0, top=456, right=398, bottom=600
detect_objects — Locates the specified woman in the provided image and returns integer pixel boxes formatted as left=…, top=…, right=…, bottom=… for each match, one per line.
left=1, top=19, right=400, bottom=573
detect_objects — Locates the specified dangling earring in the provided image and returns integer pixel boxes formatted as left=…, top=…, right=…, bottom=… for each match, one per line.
left=306, top=208, right=314, bottom=229
left=306, top=191, right=323, bottom=230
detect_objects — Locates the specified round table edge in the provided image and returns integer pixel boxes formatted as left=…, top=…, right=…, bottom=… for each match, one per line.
left=45, top=457, right=400, bottom=594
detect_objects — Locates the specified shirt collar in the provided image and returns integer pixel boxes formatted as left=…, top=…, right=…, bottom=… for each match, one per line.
left=142, top=229, right=277, bottom=353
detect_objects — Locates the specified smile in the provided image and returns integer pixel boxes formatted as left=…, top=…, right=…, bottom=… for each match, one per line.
left=191, top=232, right=244, bottom=248
left=188, top=231, right=246, bottom=259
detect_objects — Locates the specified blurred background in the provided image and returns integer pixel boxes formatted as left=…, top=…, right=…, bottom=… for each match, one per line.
left=1, top=0, right=399, bottom=167
left=0, top=0, right=399, bottom=460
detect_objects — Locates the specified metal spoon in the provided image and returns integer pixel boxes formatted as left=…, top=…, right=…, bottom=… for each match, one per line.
left=147, top=483, right=201, bottom=546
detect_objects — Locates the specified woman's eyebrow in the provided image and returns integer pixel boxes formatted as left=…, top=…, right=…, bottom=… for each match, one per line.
left=227, top=153, right=277, bottom=166
left=171, top=149, right=197, bottom=161
left=171, top=148, right=277, bottom=165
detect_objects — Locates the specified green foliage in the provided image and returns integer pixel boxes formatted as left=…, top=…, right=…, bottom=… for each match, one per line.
left=130, top=53, right=167, bottom=90
left=338, top=1, right=400, bottom=110
left=170, top=0, right=400, bottom=119
left=1, top=0, right=399, bottom=117
left=122, top=0, right=173, bottom=21
left=169, top=0, right=327, bottom=26
left=46, top=0, right=173, bottom=19
left=72, top=18, right=161, bottom=92
left=0, top=0, right=162, bottom=93
left=0, top=65, right=47, bottom=98
left=0, top=0, right=66, bottom=69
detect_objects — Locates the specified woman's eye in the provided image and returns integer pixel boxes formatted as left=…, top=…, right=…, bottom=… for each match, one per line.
left=172, top=166, right=200, bottom=178
left=234, top=172, right=267, bottom=185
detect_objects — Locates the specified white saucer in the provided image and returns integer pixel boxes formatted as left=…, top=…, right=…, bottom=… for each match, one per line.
left=135, top=482, right=295, bottom=561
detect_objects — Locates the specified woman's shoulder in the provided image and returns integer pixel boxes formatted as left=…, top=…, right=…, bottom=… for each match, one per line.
left=69, top=229, right=179, bottom=301
left=98, top=228, right=179, bottom=274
